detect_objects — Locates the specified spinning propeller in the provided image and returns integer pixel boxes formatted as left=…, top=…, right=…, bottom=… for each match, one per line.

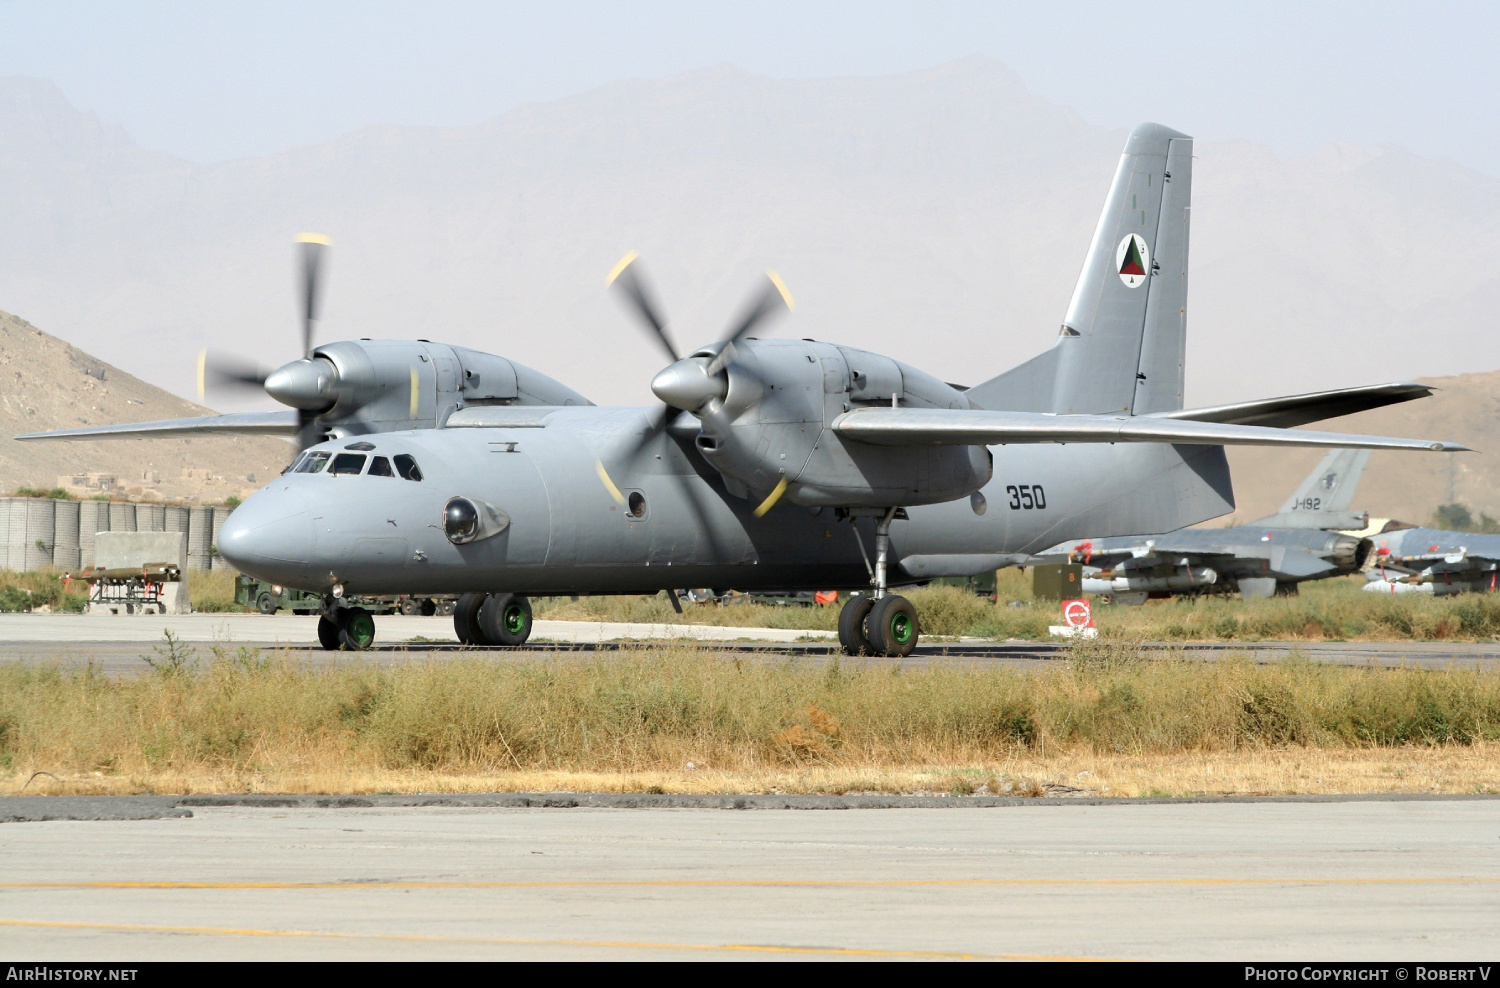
left=600, top=253, right=795, bottom=514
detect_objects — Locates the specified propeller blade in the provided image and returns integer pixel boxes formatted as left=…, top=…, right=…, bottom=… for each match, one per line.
left=607, top=252, right=680, bottom=364
left=297, top=233, right=330, bottom=358
left=197, top=350, right=271, bottom=400
left=706, top=270, right=795, bottom=376
left=594, top=405, right=673, bottom=503
left=294, top=408, right=325, bottom=452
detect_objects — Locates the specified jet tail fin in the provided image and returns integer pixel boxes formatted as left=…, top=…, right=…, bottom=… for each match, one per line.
left=1278, top=448, right=1370, bottom=515
left=966, top=122, right=1192, bottom=415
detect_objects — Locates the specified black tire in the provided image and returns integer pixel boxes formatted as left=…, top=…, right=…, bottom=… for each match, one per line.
left=453, top=592, right=487, bottom=645
left=866, top=595, right=918, bottom=658
left=420, top=598, right=437, bottom=617
left=338, top=607, right=376, bottom=651
left=437, top=599, right=456, bottom=616
left=399, top=597, right=421, bottom=616
left=479, top=593, right=533, bottom=647
left=256, top=592, right=279, bottom=615
left=317, top=614, right=341, bottom=651
left=837, top=595, right=874, bottom=656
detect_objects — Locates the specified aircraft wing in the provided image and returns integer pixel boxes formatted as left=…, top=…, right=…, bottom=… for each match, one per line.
left=831, top=407, right=1467, bottom=452
left=14, top=412, right=300, bottom=442
left=1149, top=382, right=1434, bottom=429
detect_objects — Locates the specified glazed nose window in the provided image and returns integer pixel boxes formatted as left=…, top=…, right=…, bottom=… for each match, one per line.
left=444, top=497, right=480, bottom=544
left=394, top=454, right=424, bottom=481
left=329, top=453, right=368, bottom=475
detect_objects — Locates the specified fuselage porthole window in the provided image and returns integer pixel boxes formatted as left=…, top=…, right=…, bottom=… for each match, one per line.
left=394, top=454, right=423, bottom=482
left=369, top=456, right=394, bottom=478
left=295, top=452, right=331, bottom=474
left=329, top=453, right=368, bottom=476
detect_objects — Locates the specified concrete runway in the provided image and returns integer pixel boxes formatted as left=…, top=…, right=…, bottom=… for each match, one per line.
left=3, top=797, right=1499, bottom=960
left=4, top=612, right=1500, bottom=674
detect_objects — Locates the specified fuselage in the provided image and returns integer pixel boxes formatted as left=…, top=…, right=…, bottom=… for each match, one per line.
left=218, top=406, right=1238, bottom=596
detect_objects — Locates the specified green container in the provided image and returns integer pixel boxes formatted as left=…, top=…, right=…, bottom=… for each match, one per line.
left=1032, top=563, right=1083, bottom=601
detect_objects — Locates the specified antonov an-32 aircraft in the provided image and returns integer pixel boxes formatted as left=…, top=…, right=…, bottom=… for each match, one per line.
left=179, top=124, right=1466, bottom=654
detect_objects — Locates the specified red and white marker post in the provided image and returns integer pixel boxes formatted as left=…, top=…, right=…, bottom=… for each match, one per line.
left=1048, top=597, right=1099, bottom=639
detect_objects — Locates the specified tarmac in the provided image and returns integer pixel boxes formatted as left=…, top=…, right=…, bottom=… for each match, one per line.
left=3, top=612, right=1500, bottom=674
left=3, top=796, right=1498, bottom=960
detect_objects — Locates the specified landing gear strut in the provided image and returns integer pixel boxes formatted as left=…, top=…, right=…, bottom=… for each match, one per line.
left=837, top=507, right=918, bottom=658
left=453, top=592, right=534, bottom=647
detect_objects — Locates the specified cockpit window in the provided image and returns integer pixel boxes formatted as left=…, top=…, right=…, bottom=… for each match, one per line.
left=394, top=454, right=423, bottom=481
left=329, top=453, right=368, bottom=475
left=294, top=452, right=331, bottom=474
left=368, top=456, right=394, bottom=477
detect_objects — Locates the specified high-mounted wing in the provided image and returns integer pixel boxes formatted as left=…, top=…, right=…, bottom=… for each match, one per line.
left=15, top=411, right=300, bottom=442
left=1150, top=382, right=1434, bottom=429
left=830, top=407, right=1467, bottom=452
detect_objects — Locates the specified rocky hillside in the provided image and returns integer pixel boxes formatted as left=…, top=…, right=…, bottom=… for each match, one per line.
left=0, top=308, right=292, bottom=502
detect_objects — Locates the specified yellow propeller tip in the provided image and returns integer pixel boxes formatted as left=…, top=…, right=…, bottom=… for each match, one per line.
left=753, top=475, right=791, bottom=518
left=595, top=460, right=627, bottom=506
left=296, top=232, right=332, bottom=246
left=606, top=251, right=639, bottom=287
left=766, top=270, right=795, bottom=312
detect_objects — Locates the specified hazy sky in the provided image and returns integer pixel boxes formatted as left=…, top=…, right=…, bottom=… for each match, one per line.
left=1, top=1, right=1496, bottom=174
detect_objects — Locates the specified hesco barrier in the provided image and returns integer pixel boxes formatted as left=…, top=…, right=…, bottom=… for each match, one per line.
left=51, top=499, right=80, bottom=571
left=107, top=501, right=136, bottom=533
left=0, top=498, right=23, bottom=570
left=187, top=505, right=213, bottom=571
left=21, top=498, right=55, bottom=571
left=78, top=500, right=109, bottom=569
left=211, top=506, right=231, bottom=568
left=137, top=504, right=166, bottom=532
left=4, top=498, right=230, bottom=572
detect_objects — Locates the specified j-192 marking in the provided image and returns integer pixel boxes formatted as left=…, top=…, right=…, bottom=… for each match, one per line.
left=1006, top=485, right=1047, bottom=510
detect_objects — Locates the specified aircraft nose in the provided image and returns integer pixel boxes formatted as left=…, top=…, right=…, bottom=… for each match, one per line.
left=217, top=489, right=316, bottom=584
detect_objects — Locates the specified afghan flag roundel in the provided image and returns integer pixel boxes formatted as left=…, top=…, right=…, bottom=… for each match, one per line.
left=1116, top=233, right=1149, bottom=288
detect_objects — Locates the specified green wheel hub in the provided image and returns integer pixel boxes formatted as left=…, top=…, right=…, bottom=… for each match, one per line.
left=503, top=603, right=527, bottom=635
left=889, top=611, right=912, bottom=645
left=344, top=610, right=375, bottom=648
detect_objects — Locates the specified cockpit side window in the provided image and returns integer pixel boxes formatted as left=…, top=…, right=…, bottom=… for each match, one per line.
left=394, top=454, right=423, bottom=481
left=295, top=452, right=331, bottom=474
left=368, top=456, right=394, bottom=477
left=329, top=453, right=368, bottom=475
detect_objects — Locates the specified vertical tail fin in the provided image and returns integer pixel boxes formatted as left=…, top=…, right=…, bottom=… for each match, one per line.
left=966, top=123, right=1193, bottom=415
left=1278, top=449, right=1371, bottom=515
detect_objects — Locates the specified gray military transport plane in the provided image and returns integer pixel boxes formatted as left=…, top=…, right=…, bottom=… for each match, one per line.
left=165, top=124, right=1467, bottom=655
left=16, top=235, right=590, bottom=451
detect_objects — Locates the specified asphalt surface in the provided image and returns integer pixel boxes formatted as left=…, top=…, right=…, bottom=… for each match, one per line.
left=4, top=612, right=1500, bottom=673
left=3, top=797, right=1498, bottom=960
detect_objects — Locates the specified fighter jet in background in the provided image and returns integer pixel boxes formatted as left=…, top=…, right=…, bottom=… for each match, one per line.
left=1364, top=526, right=1500, bottom=595
left=1032, top=449, right=1389, bottom=602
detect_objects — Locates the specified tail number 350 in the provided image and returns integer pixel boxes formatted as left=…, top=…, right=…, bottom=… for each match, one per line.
left=1005, top=484, right=1046, bottom=510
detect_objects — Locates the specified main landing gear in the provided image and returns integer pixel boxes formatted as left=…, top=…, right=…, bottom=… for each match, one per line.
left=318, top=605, right=377, bottom=651
left=453, top=592, right=535, bottom=647
left=837, top=507, right=919, bottom=658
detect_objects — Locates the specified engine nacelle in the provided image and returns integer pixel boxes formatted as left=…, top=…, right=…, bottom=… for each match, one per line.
left=688, top=339, right=991, bottom=508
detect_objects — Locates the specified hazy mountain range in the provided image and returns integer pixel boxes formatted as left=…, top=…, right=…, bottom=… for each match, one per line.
left=0, top=56, right=1495, bottom=519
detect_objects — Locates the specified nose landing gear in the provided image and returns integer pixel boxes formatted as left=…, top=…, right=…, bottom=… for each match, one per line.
left=453, top=591, right=534, bottom=647
left=836, top=507, right=919, bottom=658
left=317, top=605, right=376, bottom=651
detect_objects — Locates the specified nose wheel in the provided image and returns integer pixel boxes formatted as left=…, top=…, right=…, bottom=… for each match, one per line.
left=318, top=606, right=376, bottom=651
left=453, top=592, right=534, bottom=647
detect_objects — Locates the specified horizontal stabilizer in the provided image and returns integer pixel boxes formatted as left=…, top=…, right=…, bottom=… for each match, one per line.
left=1248, top=511, right=1370, bottom=532
left=1152, top=382, right=1434, bottom=429
left=831, top=407, right=1468, bottom=452
left=14, top=411, right=300, bottom=442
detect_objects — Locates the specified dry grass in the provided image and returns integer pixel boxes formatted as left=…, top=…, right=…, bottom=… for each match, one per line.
left=189, top=566, right=244, bottom=612
left=4, top=641, right=1500, bottom=797
left=0, top=569, right=89, bottom=613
